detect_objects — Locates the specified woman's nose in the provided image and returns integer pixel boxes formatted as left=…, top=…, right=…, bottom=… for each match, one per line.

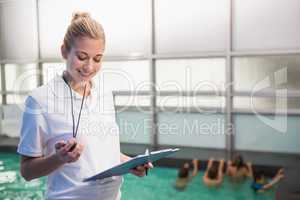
left=83, top=59, right=94, bottom=71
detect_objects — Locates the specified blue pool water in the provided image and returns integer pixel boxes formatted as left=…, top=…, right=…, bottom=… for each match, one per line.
left=0, top=152, right=275, bottom=200
left=123, top=168, right=275, bottom=200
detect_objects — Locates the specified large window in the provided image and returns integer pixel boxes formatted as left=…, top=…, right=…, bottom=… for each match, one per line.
left=0, top=0, right=299, bottom=155
left=155, top=0, right=229, bottom=54
left=234, top=56, right=300, bottom=92
left=5, top=64, right=38, bottom=104
left=0, top=0, right=38, bottom=61
left=234, top=114, right=300, bottom=154
left=233, top=0, right=300, bottom=50
left=39, top=0, right=151, bottom=59
left=233, top=56, right=300, bottom=154
left=158, top=113, right=226, bottom=148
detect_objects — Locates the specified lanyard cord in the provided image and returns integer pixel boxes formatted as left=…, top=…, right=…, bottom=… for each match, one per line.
left=63, top=75, right=87, bottom=138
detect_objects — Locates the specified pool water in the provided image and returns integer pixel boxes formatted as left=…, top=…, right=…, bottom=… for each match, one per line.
left=0, top=152, right=275, bottom=200
left=0, top=152, right=46, bottom=200
left=122, top=168, right=275, bottom=200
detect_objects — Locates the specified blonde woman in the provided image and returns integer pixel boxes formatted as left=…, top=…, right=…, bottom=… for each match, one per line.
left=18, top=12, right=151, bottom=200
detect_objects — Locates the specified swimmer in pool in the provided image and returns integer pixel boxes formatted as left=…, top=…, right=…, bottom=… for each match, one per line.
left=174, top=159, right=199, bottom=190
left=251, top=168, right=284, bottom=193
left=227, top=154, right=253, bottom=181
left=203, top=158, right=225, bottom=187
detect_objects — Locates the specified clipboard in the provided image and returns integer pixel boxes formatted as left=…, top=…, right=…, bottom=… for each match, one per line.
left=84, top=148, right=179, bottom=182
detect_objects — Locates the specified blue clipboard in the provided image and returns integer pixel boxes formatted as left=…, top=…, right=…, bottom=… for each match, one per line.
left=84, top=148, right=179, bottom=182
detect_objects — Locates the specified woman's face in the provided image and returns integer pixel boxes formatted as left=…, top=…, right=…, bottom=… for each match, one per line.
left=62, top=37, right=105, bottom=84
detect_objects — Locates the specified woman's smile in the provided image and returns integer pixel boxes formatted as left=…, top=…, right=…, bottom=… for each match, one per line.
left=78, top=70, right=93, bottom=78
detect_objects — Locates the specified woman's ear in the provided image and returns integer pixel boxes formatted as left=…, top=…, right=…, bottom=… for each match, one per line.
left=61, top=44, right=68, bottom=59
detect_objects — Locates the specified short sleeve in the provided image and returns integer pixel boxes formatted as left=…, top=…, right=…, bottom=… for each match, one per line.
left=17, top=96, right=48, bottom=157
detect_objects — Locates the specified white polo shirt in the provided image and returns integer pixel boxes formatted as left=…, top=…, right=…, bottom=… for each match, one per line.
left=17, top=75, right=122, bottom=200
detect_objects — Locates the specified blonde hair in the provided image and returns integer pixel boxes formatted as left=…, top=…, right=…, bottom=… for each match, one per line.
left=63, top=12, right=105, bottom=51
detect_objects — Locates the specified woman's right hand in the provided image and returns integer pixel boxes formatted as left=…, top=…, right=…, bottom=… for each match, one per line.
left=55, top=138, right=84, bottom=164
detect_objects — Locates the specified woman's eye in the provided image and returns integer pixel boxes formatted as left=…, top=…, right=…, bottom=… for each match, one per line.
left=77, top=55, right=87, bottom=61
left=93, top=57, right=102, bottom=63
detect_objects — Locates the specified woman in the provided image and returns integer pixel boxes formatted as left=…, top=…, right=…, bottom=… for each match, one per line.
left=174, top=159, right=198, bottom=190
left=226, top=154, right=253, bottom=181
left=252, top=169, right=284, bottom=192
left=17, top=12, right=151, bottom=200
left=203, top=158, right=224, bottom=187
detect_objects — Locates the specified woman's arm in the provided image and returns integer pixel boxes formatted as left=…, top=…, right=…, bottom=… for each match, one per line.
left=120, top=152, right=131, bottom=163
left=226, top=160, right=232, bottom=175
left=202, top=174, right=209, bottom=185
left=263, top=169, right=284, bottom=190
left=191, top=159, right=199, bottom=177
left=20, top=139, right=83, bottom=181
left=217, top=159, right=225, bottom=183
left=207, top=158, right=214, bottom=170
left=21, top=154, right=63, bottom=181
left=246, top=162, right=253, bottom=177
left=204, top=158, right=213, bottom=178
left=263, top=175, right=282, bottom=190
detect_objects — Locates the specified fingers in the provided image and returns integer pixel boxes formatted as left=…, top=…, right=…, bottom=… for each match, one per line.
left=66, top=143, right=84, bottom=162
left=278, top=168, right=284, bottom=174
left=145, top=162, right=154, bottom=169
left=55, top=139, right=84, bottom=163
left=64, top=139, right=77, bottom=152
left=130, top=162, right=154, bottom=177
left=130, top=167, right=146, bottom=177
left=67, top=143, right=84, bottom=162
left=276, top=169, right=284, bottom=179
left=68, top=143, right=77, bottom=152
left=55, top=140, right=66, bottom=150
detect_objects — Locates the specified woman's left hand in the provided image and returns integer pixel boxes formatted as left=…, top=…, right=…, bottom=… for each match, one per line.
left=121, top=153, right=154, bottom=177
left=129, top=162, right=154, bottom=177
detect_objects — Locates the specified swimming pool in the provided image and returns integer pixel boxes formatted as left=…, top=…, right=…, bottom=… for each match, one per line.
left=0, top=152, right=275, bottom=200
left=0, top=152, right=46, bottom=200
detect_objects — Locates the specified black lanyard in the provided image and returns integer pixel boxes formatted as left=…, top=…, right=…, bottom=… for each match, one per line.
left=62, top=75, right=87, bottom=138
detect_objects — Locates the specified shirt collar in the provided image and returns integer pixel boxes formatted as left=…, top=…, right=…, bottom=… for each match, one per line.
left=49, top=73, right=97, bottom=100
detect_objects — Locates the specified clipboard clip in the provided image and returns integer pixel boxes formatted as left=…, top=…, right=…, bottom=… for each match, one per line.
left=145, top=148, right=149, bottom=176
